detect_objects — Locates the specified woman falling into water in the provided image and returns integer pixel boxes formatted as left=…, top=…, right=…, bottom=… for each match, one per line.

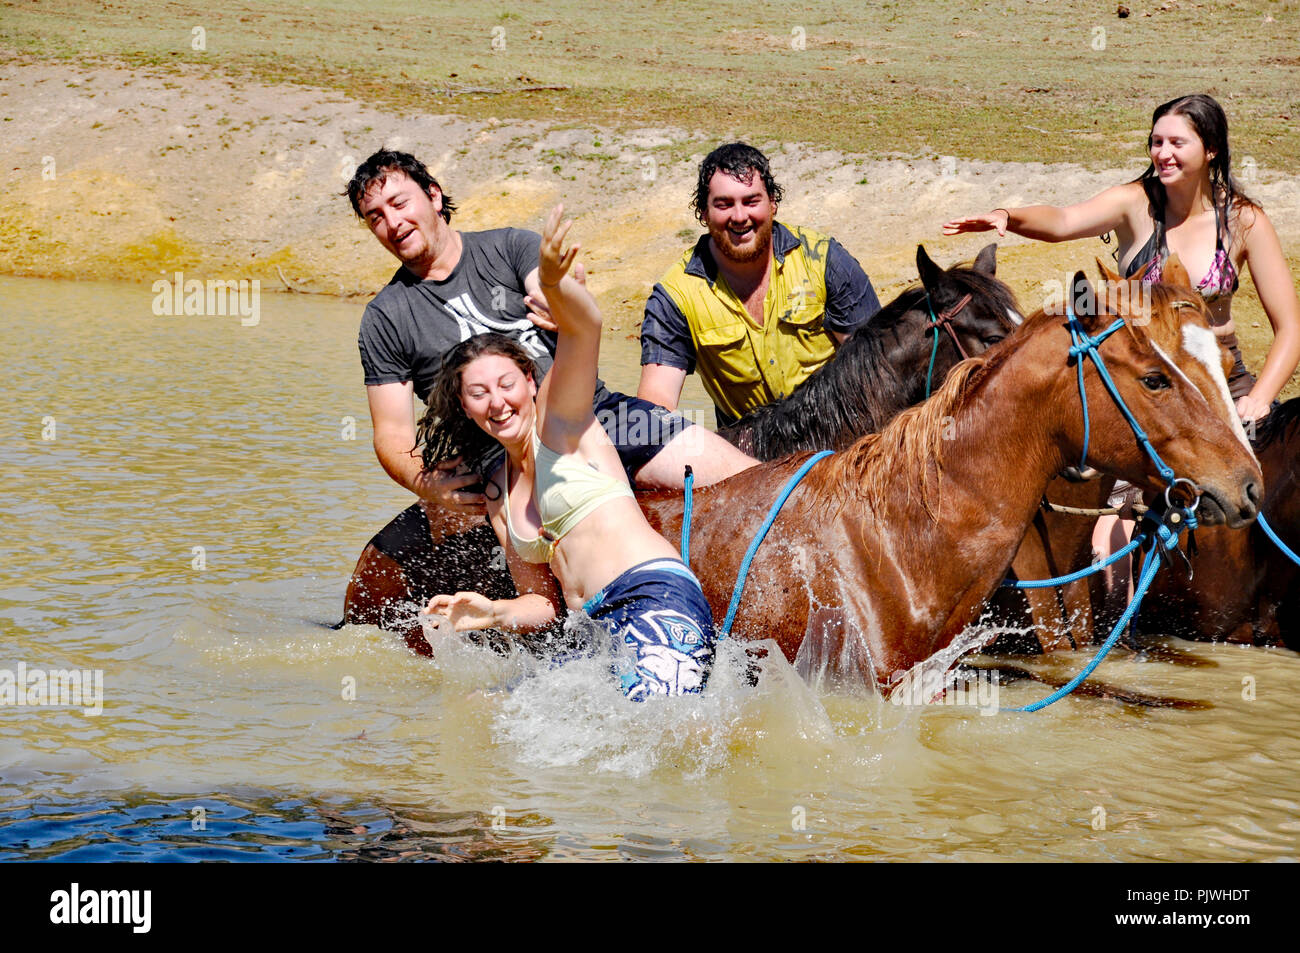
left=943, top=93, right=1300, bottom=602
left=415, top=205, right=727, bottom=700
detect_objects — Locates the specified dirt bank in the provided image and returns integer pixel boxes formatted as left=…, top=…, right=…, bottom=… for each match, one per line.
left=2, top=59, right=1298, bottom=391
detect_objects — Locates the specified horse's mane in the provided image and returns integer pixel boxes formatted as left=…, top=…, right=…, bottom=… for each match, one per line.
left=723, top=262, right=1021, bottom=459
left=805, top=353, right=991, bottom=519
left=1253, top=394, right=1300, bottom=447
left=804, top=288, right=1185, bottom=520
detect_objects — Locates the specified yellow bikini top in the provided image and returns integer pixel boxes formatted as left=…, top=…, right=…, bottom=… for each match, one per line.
left=502, top=430, right=635, bottom=564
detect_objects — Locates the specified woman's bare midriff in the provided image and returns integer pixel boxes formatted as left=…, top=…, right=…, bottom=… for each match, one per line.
left=549, top=496, right=683, bottom=609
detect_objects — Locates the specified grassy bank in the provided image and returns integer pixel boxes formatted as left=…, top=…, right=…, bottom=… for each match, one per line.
left=3, top=0, right=1297, bottom=174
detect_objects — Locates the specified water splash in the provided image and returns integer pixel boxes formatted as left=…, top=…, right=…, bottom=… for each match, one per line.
left=489, top=620, right=841, bottom=778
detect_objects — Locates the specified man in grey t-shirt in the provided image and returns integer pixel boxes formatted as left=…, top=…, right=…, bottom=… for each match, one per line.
left=360, top=226, right=556, bottom=404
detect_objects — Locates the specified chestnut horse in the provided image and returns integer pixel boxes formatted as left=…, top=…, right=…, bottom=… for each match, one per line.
left=636, top=270, right=1262, bottom=692
left=988, top=258, right=1292, bottom=654
left=340, top=244, right=1019, bottom=652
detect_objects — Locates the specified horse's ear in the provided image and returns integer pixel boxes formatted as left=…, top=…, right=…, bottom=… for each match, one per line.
left=973, top=243, right=997, bottom=275
left=1094, top=257, right=1122, bottom=285
left=1160, top=253, right=1195, bottom=290
left=1070, top=271, right=1102, bottom=328
left=916, top=244, right=946, bottom=292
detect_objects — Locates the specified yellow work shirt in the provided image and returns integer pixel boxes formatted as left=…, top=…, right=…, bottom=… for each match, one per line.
left=640, top=222, right=880, bottom=424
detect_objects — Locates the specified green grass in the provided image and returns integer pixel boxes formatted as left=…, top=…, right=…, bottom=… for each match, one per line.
left=1, top=0, right=1297, bottom=171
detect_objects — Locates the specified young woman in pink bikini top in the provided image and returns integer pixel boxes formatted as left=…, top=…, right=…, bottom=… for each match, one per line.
left=944, top=93, right=1300, bottom=425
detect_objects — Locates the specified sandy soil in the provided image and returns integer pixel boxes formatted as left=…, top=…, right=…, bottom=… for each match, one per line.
left=2, top=58, right=1298, bottom=384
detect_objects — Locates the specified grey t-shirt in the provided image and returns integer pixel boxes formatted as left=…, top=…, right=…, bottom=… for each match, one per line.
left=358, top=228, right=557, bottom=402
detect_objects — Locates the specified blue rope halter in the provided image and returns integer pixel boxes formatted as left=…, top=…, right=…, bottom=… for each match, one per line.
left=1065, top=305, right=1176, bottom=485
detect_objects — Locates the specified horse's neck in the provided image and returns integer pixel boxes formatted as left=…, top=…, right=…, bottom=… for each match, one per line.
left=834, top=312, right=917, bottom=424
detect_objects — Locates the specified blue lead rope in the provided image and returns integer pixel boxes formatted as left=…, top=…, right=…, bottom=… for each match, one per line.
left=1002, top=530, right=1146, bottom=589
left=1004, top=507, right=1196, bottom=712
left=680, top=465, right=694, bottom=564
left=1258, top=512, right=1300, bottom=566
left=1005, top=540, right=1162, bottom=712
left=680, top=450, right=834, bottom=642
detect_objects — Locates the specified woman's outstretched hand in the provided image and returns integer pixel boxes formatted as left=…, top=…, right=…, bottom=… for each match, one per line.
left=1236, top=392, right=1271, bottom=425
left=422, top=591, right=498, bottom=632
left=539, top=203, right=581, bottom=288
left=942, top=210, right=1009, bottom=236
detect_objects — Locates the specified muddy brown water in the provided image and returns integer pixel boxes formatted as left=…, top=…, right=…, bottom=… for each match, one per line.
left=1, top=275, right=1297, bottom=861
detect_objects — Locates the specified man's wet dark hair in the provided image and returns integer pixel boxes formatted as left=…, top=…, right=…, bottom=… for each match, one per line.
left=345, top=148, right=458, bottom=222
left=691, top=142, right=784, bottom=224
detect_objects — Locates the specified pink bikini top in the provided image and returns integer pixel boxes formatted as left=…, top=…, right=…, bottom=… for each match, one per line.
left=1126, top=203, right=1239, bottom=303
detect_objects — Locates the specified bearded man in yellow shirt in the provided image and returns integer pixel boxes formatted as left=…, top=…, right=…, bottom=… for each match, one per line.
left=638, top=142, right=882, bottom=427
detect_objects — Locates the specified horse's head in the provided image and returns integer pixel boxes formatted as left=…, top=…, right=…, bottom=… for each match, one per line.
left=908, top=244, right=1023, bottom=395
left=1062, top=264, right=1261, bottom=527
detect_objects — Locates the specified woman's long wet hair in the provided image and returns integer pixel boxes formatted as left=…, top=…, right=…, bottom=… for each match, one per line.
left=1135, top=94, right=1259, bottom=246
left=416, top=333, right=537, bottom=474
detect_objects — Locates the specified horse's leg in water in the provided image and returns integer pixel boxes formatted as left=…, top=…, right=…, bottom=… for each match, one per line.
left=985, top=478, right=1110, bottom=653
left=342, top=503, right=514, bottom=655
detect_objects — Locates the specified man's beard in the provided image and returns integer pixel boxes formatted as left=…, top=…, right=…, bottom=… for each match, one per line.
left=711, top=220, right=773, bottom=265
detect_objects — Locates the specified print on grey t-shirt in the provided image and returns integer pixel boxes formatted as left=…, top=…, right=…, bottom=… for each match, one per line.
left=441, top=290, right=551, bottom=361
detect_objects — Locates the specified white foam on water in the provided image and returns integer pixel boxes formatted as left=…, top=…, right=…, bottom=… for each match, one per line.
left=492, top=625, right=844, bottom=779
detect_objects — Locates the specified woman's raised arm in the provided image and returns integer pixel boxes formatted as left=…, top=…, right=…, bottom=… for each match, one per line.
left=528, top=204, right=604, bottom=452
left=944, top=183, right=1140, bottom=244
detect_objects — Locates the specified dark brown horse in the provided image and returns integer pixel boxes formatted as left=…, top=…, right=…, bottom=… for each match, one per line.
left=340, top=244, right=1019, bottom=652
left=1135, top=397, right=1300, bottom=648
left=718, top=243, right=1020, bottom=457
left=636, top=271, right=1262, bottom=691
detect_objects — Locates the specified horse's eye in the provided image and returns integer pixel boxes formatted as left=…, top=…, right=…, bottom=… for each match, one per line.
left=981, top=335, right=1005, bottom=347
left=1141, top=373, right=1171, bottom=391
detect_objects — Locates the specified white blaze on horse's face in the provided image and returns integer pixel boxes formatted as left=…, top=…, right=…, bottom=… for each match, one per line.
left=1006, top=307, right=1023, bottom=326
left=1180, top=323, right=1255, bottom=453
left=1147, top=327, right=1255, bottom=457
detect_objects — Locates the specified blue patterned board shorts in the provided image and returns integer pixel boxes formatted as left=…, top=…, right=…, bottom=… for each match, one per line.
left=582, top=558, right=717, bottom=702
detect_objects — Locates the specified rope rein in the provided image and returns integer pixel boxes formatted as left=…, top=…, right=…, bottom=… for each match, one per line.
left=1258, top=512, right=1300, bottom=567
left=680, top=451, right=834, bottom=641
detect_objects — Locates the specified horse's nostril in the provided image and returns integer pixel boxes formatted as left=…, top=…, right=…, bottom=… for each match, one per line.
left=1247, top=481, right=1261, bottom=507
